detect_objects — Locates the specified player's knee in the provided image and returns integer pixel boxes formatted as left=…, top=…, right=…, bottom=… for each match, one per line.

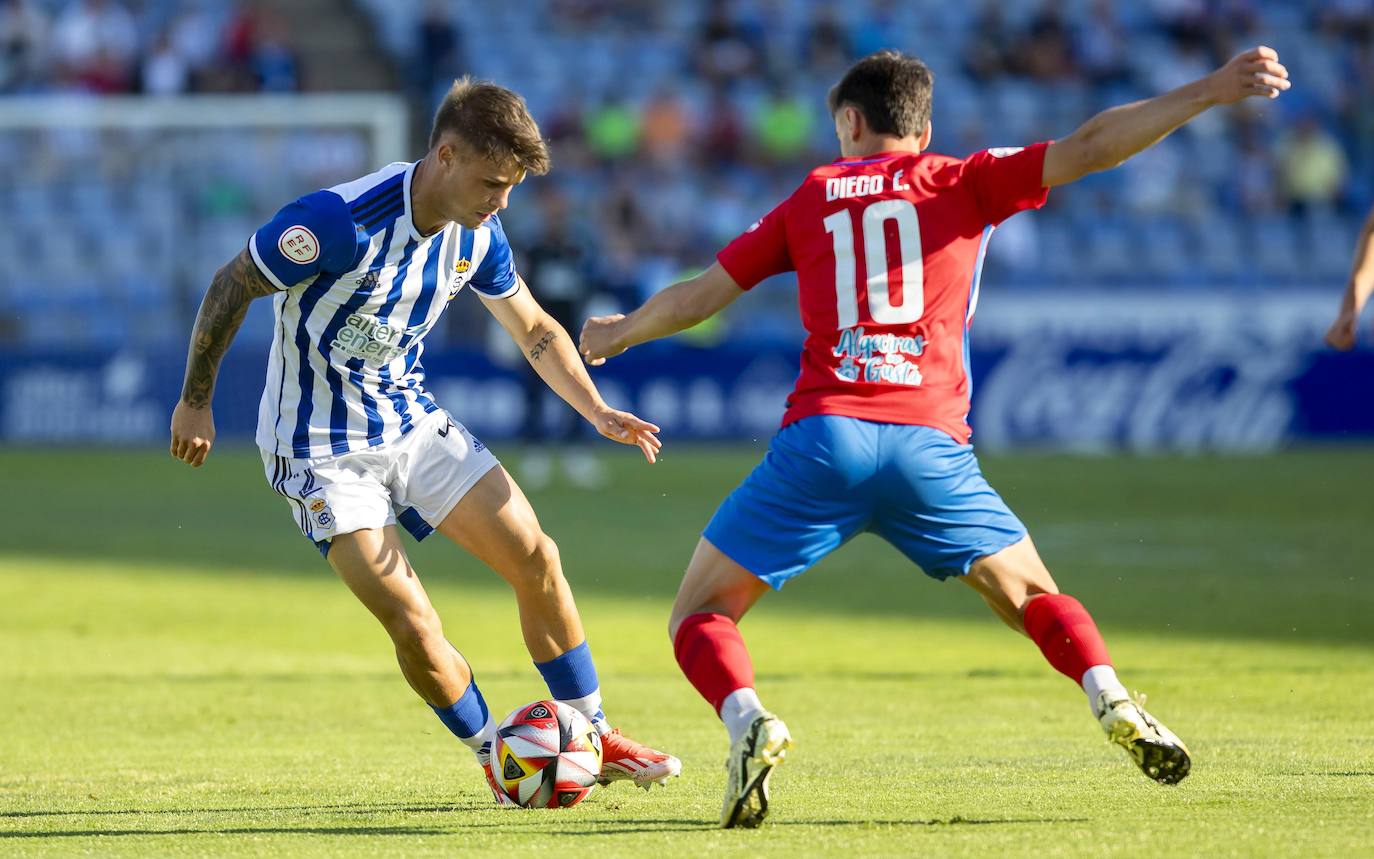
left=384, top=608, right=445, bottom=658
left=667, top=610, right=687, bottom=643
left=506, top=534, right=563, bottom=594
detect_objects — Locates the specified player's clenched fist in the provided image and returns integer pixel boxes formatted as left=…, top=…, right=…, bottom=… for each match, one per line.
left=1205, top=46, right=1290, bottom=104
left=579, top=314, right=628, bottom=366
left=170, top=401, right=215, bottom=467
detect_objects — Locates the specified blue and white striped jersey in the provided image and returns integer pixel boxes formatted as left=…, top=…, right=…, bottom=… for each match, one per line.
left=248, top=161, right=519, bottom=459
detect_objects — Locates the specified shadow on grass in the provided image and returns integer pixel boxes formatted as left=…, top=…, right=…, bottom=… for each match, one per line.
left=0, top=800, right=485, bottom=819
left=1, top=815, right=1088, bottom=839
left=544, top=816, right=1091, bottom=836
left=0, top=826, right=454, bottom=838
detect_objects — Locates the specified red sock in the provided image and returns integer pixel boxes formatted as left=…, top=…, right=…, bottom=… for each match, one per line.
left=673, top=612, right=756, bottom=714
left=1022, top=594, right=1112, bottom=686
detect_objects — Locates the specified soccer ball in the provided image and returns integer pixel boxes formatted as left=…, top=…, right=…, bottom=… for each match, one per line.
left=492, top=699, right=603, bottom=808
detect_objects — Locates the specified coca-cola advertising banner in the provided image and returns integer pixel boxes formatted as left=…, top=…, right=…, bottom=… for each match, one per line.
left=968, top=292, right=1374, bottom=452
left=2, top=292, right=1370, bottom=451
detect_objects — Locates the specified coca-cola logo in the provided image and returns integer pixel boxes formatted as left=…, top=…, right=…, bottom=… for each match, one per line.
left=970, top=294, right=1326, bottom=453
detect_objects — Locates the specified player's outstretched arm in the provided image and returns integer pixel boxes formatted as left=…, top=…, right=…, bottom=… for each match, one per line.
left=1042, top=46, right=1290, bottom=187
left=1326, top=205, right=1374, bottom=351
left=483, top=279, right=662, bottom=463
left=170, top=249, right=277, bottom=467
left=579, top=262, right=744, bottom=365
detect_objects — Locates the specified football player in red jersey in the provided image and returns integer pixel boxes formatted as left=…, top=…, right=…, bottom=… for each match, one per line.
left=582, top=48, right=1289, bottom=827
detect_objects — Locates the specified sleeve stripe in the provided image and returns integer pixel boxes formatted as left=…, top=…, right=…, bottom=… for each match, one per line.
left=248, top=233, right=290, bottom=291
left=474, top=278, right=522, bottom=300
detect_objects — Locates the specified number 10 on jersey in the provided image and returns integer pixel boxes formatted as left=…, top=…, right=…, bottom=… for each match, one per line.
left=823, top=199, right=924, bottom=329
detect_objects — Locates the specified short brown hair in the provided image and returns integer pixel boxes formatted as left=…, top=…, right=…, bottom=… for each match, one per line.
left=430, top=77, right=551, bottom=175
left=827, top=51, right=934, bottom=138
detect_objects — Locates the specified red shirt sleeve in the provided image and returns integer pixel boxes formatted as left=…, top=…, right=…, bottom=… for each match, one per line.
left=960, top=141, right=1051, bottom=226
left=716, top=198, right=794, bottom=290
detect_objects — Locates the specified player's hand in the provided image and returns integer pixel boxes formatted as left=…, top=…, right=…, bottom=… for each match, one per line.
left=1325, top=299, right=1362, bottom=352
left=589, top=404, right=662, bottom=464
left=579, top=314, right=628, bottom=366
left=170, top=401, right=216, bottom=467
left=1205, top=46, right=1290, bottom=104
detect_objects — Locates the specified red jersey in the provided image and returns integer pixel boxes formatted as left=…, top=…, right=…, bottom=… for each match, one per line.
left=717, top=143, right=1050, bottom=443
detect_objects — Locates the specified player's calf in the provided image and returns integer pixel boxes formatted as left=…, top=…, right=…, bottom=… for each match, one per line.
left=1023, top=594, right=1191, bottom=784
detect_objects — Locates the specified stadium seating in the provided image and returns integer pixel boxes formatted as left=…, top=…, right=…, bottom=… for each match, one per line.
left=1, top=0, right=1370, bottom=348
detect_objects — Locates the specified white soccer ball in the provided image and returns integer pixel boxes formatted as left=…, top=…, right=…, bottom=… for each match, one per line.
left=492, top=699, right=603, bottom=808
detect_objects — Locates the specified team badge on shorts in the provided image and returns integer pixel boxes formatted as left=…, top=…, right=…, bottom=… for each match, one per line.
left=307, top=497, right=333, bottom=528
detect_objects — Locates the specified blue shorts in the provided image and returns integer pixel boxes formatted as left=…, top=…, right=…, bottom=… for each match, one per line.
left=703, top=415, right=1026, bottom=588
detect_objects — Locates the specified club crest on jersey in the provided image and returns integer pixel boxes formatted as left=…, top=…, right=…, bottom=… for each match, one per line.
left=278, top=226, right=319, bottom=263
left=448, top=258, right=473, bottom=300
left=308, top=498, right=327, bottom=514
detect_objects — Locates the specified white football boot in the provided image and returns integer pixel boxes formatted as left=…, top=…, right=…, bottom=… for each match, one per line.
left=1096, top=692, right=1191, bottom=784
left=721, top=712, right=792, bottom=828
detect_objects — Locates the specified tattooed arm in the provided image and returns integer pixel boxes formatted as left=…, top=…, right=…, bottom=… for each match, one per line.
left=480, top=277, right=661, bottom=463
left=170, top=249, right=279, bottom=467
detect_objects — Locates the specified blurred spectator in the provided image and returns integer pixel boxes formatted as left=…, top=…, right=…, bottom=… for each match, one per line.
left=1018, top=3, right=1078, bottom=81
left=695, top=0, right=763, bottom=88
left=751, top=83, right=814, bottom=163
left=801, top=4, right=851, bottom=78
left=583, top=97, right=641, bottom=161
left=516, top=185, right=605, bottom=488
left=222, top=3, right=298, bottom=93
left=249, top=18, right=299, bottom=92
left=1278, top=118, right=1350, bottom=215
left=52, top=0, right=137, bottom=93
left=639, top=87, right=691, bottom=166
left=1232, top=121, right=1280, bottom=215
left=1076, top=0, right=1130, bottom=86
left=142, top=33, right=188, bottom=96
left=0, top=0, right=47, bottom=93
left=962, top=3, right=1014, bottom=83
left=412, top=1, right=463, bottom=106
left=699, top=83, right=746, bottom=166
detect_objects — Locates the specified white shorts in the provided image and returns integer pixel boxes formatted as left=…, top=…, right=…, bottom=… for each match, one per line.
left=260, top=409, right=500, bottom=557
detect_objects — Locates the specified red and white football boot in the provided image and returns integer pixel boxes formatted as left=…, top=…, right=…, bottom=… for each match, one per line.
left=597, top=728, right=682, bottom=790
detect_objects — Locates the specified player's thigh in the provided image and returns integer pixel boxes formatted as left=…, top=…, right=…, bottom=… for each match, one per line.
left=870, top=426, right=1028, bottom=581
left=668, top=537, right=772, bottom=637
left=433, top=463, right=553, bottom=582
left=702, top=416, right=875, bottom=590
left=328, top=524, right=438, bottom=631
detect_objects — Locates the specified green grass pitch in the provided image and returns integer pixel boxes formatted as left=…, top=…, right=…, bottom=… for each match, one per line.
left=1, top=445, right=1372, bottom=857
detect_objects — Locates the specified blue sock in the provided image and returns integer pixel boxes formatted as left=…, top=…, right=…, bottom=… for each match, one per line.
left=534, top=640, right=609, bottom=733
left=431, top=680, right=493, bottom=753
